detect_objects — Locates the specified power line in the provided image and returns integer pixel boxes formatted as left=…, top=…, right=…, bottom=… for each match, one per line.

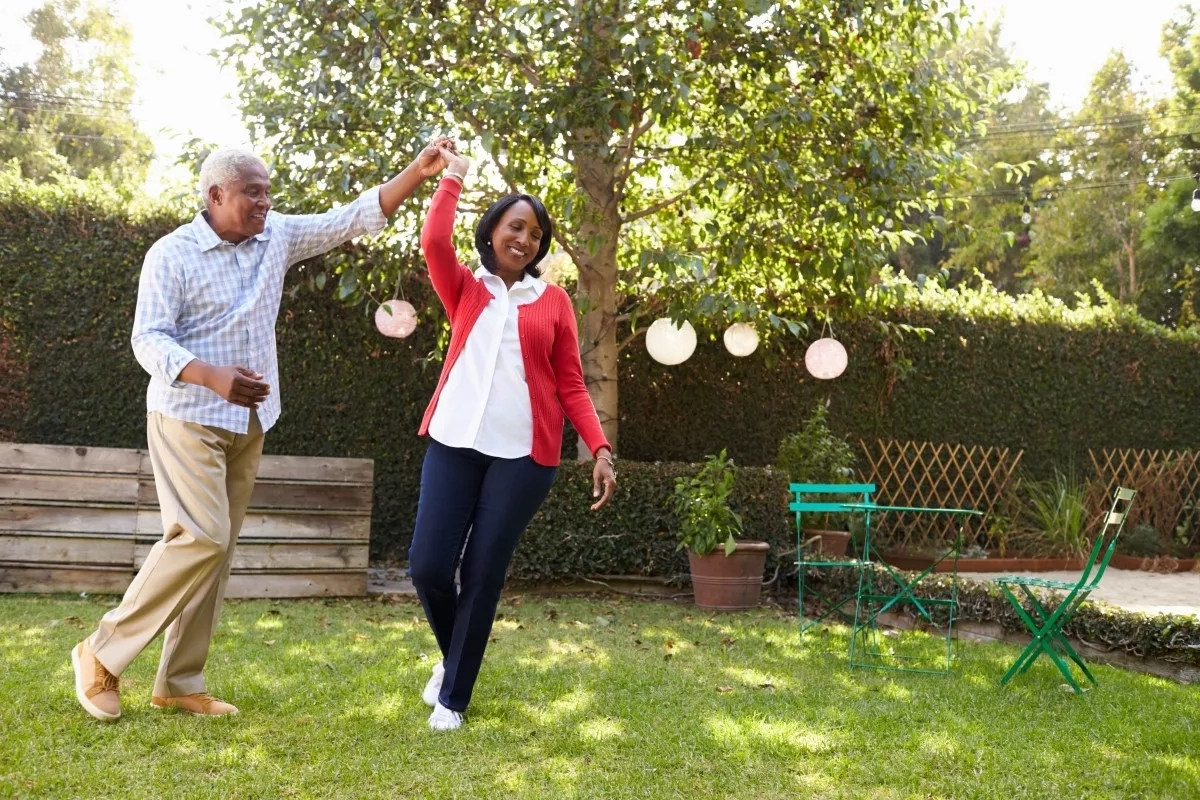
left=2, top=129, right=131, bottom=143
left=0, top=102, right=134, bottom=121
left=0, top=91, right=137, bottom=109
left=968, top=129, right=1200, bottom=158
left=937, top=173, right=1194, bottom=203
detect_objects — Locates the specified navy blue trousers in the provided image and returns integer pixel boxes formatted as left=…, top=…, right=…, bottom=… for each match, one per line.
left=408, top=440, right=557, bottom=712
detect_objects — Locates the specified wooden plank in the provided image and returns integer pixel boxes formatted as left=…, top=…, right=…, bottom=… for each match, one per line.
left=0, top=532, right=135, bottom=566
left=255, top=454, right=374, bottom=484
left=133, top=542, right=368, bottom=571
left=137, top=452, right=374, bottom=485
left=225, top=571, right=367, bottom=599
left=138, top=480, right=372, bottom=511
left=0, top=473, right=138, bottom=504
left=0, top=504, right=140, bottom=534
left=0, top=563, right=133, bottom=594
left=0, top=564, right=368, bottom=597
left=0, top=443, right=143, bottom=475
left=135, top=509, right=370, bottom=541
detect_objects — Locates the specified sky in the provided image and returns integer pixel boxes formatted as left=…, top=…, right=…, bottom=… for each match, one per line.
left=0, top=0, right=1192, bottom=192
left=970, top=0, right=1183, bottom=106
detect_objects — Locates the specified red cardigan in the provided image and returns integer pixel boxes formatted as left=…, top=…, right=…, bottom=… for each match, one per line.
left=417, top=178, right=611, bottom=467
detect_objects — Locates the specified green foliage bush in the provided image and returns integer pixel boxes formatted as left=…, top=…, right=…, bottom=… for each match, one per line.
left=1017, top=467, right=1092, bottom=557
left=814, top=565, right=1200, bottom=667
left=775, top=401, right=859, bottom=484
left=514, top=460, right=791, bottom=582
left=670, top=450, right=743, bottom=557
left=6, top=187, right=1200, bottom=562
left=1118, top=523, right=1169, bottom=558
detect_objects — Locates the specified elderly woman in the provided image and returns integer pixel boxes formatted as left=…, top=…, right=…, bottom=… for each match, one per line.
left=410, top=145, right=617, bottom=731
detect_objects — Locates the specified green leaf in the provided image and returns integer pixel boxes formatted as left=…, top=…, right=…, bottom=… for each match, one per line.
left=337, top=270, right=358, bottom=300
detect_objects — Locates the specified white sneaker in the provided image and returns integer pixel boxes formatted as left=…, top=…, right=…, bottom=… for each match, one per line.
left=422, top=661, right=445, bottom=708
left=428, top=702, right=463, bottom=731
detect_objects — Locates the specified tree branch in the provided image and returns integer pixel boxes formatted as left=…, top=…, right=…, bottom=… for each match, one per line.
left=621, top=170, right=714, bottom=224
left=553, top=230, right=583, bottom=264
left=617, top=324, right=646, bottom=352
left=614, top=115, right=657, bottom=196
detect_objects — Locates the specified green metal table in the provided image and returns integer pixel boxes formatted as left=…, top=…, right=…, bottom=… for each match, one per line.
left=842, top=501, right=983, bottom=675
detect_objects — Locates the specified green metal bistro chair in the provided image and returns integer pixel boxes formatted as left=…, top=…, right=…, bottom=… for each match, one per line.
left=791, top=483, right=875, bottom=633
left=994, top=486, right=1136, bottom=693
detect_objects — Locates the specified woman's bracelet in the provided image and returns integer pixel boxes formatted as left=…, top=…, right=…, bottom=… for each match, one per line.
left=443, top=172, right=465, bottom=184
left=597, top=453, right=615, bottom=468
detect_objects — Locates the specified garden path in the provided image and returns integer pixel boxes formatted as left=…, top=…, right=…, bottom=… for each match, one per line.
left=960, top=568, right=1200, bottom=618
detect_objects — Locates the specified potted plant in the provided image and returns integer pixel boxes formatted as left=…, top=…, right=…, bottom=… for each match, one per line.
left=671, top=449, right=769, bottom=611
left=775, top=402, right=860, bottom=557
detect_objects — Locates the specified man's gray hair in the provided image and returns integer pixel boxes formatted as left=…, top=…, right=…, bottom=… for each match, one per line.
left=198, top=148, right=267, bottom=197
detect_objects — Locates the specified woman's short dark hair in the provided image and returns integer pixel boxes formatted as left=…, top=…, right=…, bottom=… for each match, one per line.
left=475, top=194, right=554, bottom=278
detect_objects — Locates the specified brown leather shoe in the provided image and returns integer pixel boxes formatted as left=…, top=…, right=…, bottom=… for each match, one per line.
left=71, top=640, right=121, bottom=721
left=151, top=693, right=239, bottom=716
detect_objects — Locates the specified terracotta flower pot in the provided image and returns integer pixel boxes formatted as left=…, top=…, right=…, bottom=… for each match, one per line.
left=803, top=529, right=851, bottom=558
left=687, top=541, right=770, bottom=611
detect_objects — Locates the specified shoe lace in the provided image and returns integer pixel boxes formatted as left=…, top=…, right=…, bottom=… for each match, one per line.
left=97, top=664, right=119, bottom=694
left=191, top=693, right=218, bottom=709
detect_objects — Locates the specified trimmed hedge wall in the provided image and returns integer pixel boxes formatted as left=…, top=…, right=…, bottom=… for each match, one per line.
left=5, top=190, right=1200, bottom=565
left=515, top=460, right=792, bottom=582
left=617, top=313, right=1200, bottom=478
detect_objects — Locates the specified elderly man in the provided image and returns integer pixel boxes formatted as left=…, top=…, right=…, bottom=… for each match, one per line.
left=71, top=141, right=451, bottom=721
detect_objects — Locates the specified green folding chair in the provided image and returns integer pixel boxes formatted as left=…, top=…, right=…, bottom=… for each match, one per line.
left=791, top=483, right=875, bottom=633
left=994, top=486, right=1136, bottom=693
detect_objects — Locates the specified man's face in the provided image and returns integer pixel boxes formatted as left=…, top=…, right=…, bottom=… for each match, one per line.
left=208, top=161, right=271, bottom=242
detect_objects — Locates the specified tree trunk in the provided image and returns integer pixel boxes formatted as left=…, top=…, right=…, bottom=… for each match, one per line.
left=571, top=138, right=622, bottom=458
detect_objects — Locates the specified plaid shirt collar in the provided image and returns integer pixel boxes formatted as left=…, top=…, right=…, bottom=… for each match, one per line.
left=193, top=210, right=273, bottom=252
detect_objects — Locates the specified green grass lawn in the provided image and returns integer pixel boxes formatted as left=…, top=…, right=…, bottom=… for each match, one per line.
left=1, top=592, right=1196, bottom=800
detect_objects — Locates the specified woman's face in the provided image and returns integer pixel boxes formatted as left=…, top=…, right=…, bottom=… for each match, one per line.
left=490, top=200, right=544, bottom=280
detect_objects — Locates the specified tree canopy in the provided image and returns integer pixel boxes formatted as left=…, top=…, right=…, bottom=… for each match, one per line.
left=220, top=0, right=991, bottom=449
left=0, top=0, right=152, bottom=189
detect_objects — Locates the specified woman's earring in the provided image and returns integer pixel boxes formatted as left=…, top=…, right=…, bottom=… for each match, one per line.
left=486, top=240, right=492, bottom=246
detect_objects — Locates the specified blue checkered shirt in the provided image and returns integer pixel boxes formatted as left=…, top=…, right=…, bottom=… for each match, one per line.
left=131, top=187, right=387, bottom=434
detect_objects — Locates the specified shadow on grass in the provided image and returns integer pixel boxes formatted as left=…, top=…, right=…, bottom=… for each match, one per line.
left=0, top=593, right=1197, bottom=799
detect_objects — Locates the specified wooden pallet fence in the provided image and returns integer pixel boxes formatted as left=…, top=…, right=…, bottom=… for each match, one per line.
left=857, top=439, right=1023, bottom=551
left=1, top=442, right=373, bottom=598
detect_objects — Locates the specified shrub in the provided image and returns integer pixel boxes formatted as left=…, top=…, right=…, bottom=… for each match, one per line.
left=1117, top=523, right=1168, bottom=558
left=512, top=460, right=791, bottom=582
left=671, top=450, right=743, bottom=556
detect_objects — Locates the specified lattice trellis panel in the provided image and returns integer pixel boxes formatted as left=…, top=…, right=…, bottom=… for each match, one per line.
left=1088, top=449, right=1200, bottom=549
left=858, top=440, right=1024, bottom=550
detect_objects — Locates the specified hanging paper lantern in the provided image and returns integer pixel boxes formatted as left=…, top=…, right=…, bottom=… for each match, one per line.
left=374, top=299, right=418, bottom=338
left=805, top=338, right=848, bottom=380
left=723, top=323, right=759, bottom=357
left=645, top=318, right=697, bottom=365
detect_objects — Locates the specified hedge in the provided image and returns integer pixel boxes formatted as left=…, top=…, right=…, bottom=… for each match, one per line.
left=513, top=460, right=792, bottom=582
left=813, top=565, right=1200, bottom=667
left=6, top=186, right=1200, bottom=561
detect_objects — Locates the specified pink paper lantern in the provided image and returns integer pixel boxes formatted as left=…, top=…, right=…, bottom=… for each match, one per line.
left=805, top=337, right=848, bottom=380
left=374, top=299, right=418, bottom=338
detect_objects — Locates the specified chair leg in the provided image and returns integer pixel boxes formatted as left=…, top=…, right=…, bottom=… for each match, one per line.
left=1049, top=631, right=1097, bottom=686
left=1002, top=635, right=1046, bottom=684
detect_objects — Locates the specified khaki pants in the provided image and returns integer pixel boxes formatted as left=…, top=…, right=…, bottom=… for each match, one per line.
left=89, top=411, right=264, bottom=697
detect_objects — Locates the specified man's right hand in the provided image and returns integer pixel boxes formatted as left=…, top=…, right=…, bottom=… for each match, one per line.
left=209, top=366, right=270, bottom=408
left=181, top=361, right=270, bottom=408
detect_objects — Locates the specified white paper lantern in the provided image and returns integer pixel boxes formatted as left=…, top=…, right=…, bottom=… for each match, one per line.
left=374, top=299, right=418, bottom=338
left=805, top=337, right=848, bottom=380
left=723, top=323, right=759, bottom=357
left=645, top=318, right=697, bottom=365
